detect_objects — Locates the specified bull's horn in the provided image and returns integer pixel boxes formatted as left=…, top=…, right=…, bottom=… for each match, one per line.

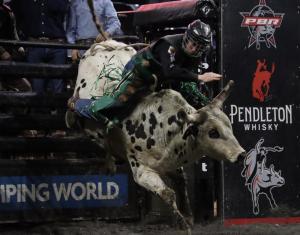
left=210, top=80, right=234, bottom=108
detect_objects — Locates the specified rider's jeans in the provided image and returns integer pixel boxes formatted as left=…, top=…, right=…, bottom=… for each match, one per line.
left=74, top=99, right=96, bottom=119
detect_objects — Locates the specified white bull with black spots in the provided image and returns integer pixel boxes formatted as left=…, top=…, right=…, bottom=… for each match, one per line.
left=72, top=40, right=246, bottom=235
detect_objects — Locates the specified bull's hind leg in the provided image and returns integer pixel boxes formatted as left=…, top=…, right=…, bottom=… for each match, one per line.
left=84, top=128, right=117, bottom=175
left=130, top=163, right=191, bottom=235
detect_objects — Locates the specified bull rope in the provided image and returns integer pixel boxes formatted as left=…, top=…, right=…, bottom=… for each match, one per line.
left=87, top=0, right=108, bottom=41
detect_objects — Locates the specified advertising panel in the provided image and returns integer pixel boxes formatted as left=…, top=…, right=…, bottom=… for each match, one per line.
left=0, top=175, right=127, bottom=210
left=222, top=0, right=300, bottom=224
left=0, top=160, right=139, bottom=222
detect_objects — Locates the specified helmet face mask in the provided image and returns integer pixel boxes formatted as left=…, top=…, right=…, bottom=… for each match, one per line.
left=182, top=20, right=212, bottom=57
left=182, top=34, right=211, bottom=57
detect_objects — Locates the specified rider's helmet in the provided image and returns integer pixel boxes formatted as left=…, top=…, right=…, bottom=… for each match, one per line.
left=182, top=19, right=212, bottom=57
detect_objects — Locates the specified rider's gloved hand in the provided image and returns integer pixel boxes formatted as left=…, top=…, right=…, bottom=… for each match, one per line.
left=198, top=72, right=222, bottom=82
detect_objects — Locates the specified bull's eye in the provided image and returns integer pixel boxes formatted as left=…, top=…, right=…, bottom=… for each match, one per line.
left=209, top=129, right=220, bottom=139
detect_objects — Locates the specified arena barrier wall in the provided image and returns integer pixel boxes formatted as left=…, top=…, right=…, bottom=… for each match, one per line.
left=222, top=0, right=300, bottom=225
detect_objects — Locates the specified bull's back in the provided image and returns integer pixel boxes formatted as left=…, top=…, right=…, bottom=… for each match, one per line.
left=74, top=40, right=136, bottom=99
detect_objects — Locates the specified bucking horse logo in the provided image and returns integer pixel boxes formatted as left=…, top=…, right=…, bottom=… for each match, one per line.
left=252, top=59, right=275, bottom=102
left=241, top=138, right=284, bottom=215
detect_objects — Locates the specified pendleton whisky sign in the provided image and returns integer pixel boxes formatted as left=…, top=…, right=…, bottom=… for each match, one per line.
left=222, top=0, right=300, bottom=225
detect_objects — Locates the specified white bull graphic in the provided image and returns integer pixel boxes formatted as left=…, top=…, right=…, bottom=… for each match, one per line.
left=241, top=138, right=285, bottom=215
left=72, top=40, right=245, bottom=234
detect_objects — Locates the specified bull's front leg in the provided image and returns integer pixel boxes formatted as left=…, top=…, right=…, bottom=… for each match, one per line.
left=168, top=168, right=193, bottom=227
left=130, top=163, right=191, bottom=235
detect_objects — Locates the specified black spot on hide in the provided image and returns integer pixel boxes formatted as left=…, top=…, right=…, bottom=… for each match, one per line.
left=168, top=114, right=184, bottom=127
left=146, top=138, right=155, bottom=149
left=82, top=82, right=87, bottom=88
left=130, top=160, right=139, bottom=168
left=130, top=149, right=135, bottom=154
left=158, top=106, right=163, bottom=113
left=135, top=146, right=142, bottom=152
left=80, top=79, right=85, bottom=84
left=168, top=115, right=177, bottom=125
left=129, top=155, right=138, bottom=162
left=160, top=123, right=163, bottom=128
left=149, top=112, right=157, bottom=135
left=174, top=148, right=178, bottom=154
left=131, top=136, right=135, bottom=143
left=76, top=86, right=80, bottom=92
left=167, top=131, right=172, bottom=137
left=125, top=120, right=136, bottom=135
left=142, top=113, right=146, bottom=121
left=135, top=124, right=147, bottom=139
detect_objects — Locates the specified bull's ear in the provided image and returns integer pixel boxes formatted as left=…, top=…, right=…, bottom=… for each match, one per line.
left=210, top=80, right=234, bottom=109
left=183, top=124, right=199, bottom=140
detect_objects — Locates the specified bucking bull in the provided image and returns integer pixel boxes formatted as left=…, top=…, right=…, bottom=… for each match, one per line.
left=69, top=40, right=245, bottom=234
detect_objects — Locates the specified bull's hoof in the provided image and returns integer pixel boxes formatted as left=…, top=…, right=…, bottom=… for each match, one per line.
left=185, top=215, right=194, bottom=227
left=176, top=216, right=191, bottom=235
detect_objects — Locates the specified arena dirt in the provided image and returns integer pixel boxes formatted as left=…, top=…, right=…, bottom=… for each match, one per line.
left=0, top=219, right=299, bottom=235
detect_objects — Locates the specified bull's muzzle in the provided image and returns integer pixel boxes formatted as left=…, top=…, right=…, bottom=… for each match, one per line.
left=235, top=151, right=247, bottom=164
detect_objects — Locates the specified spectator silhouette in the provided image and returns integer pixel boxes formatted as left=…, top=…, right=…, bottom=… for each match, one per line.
left=66, top=0, right=123, bottom=63
left=10, top=0, right=70, bottom=94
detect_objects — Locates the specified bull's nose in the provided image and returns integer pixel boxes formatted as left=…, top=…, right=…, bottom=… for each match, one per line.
left=236, top=151, right=246, bottom=164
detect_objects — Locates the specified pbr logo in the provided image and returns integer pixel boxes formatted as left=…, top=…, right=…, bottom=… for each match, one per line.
left=241, top=138, right=285, bottom=215
left=240, top=0, right=284, bottom=50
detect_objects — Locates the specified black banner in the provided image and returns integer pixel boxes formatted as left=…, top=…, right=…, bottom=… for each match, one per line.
left=222, top=0, right=300, bottom=224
